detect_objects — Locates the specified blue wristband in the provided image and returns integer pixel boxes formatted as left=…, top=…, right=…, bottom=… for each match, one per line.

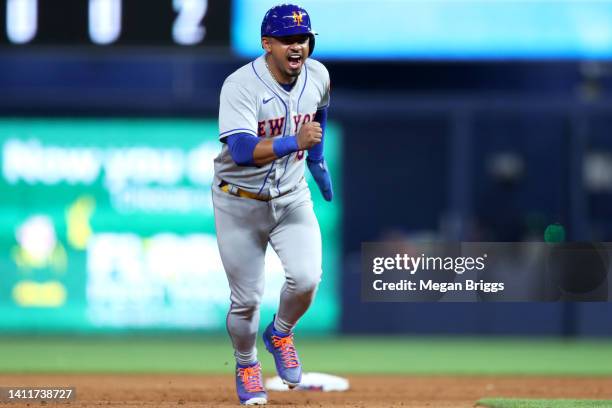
left=272, top=136, right=299, bottom=158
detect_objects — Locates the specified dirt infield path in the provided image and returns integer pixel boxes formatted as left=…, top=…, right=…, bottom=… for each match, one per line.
left=0, top=374, right=611, bottom=407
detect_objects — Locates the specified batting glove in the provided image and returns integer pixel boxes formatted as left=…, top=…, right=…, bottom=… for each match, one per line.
left=306, top=157, right=333, bottom=202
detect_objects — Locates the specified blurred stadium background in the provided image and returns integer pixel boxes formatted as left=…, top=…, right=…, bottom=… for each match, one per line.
left=1, top=0, right=612, bottom=406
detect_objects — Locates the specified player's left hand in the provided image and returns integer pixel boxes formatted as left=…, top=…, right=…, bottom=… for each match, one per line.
left=306, top=157, right=333, bottom=201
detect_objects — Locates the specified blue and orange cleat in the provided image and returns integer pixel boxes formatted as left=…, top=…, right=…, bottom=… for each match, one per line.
left=235, top=361, right=267, bottom=405
left=262, top=320, right=302, bottom=388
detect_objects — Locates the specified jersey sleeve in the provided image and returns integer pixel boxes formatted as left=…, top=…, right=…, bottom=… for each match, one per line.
left=218, top=80, right=258, bottom=141
left=318, top=69, right=331, bottom=109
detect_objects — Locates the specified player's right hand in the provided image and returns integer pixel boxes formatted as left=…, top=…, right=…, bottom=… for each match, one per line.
left=297, top=121, right=322, bottom=150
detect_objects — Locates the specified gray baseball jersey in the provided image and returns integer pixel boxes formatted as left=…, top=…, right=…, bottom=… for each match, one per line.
left=213, top=55, right=330, bottom=198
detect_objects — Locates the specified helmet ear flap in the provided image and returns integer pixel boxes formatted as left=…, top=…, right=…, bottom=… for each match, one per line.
left=308, top=35, right=315, bottom=56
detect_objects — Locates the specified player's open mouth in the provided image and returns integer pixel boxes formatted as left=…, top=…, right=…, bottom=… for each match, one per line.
left=287, top=54, right=302, bottom=69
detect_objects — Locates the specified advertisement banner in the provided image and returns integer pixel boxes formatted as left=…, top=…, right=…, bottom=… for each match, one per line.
left=0, top=118, right=341, bottom=332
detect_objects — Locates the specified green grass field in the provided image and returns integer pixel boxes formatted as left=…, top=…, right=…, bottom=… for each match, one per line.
left=0, top=336, right=611, bottom=376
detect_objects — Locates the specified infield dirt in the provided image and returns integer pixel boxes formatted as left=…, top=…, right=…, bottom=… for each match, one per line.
left=1, top=374, right=611, bottom=407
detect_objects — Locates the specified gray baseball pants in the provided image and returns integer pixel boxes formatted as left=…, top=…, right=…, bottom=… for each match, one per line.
left=212, top=178, right=322, bottom=362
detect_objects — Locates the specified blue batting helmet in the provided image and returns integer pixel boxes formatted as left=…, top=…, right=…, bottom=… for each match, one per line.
left=261, top=4, right=317, bottom=56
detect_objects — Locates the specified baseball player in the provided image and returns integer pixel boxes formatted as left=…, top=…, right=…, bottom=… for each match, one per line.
left=212, top=4, right=332, bottom=405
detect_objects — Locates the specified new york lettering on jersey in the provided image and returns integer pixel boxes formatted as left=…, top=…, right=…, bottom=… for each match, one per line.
left=259, top=113, right=316, bottom=160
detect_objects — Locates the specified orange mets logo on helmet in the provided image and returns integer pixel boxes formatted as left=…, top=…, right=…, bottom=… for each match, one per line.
left=292, top=11, right=303, bottom=25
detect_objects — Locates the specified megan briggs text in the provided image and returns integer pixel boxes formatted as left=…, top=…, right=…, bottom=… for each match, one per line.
left=373, top=279, right=505, bottom=293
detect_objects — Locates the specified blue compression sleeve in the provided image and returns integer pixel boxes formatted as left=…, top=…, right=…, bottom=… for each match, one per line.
left=227, top=133, right=260, bottom=166
left=308, top=107, right=328, bottom=161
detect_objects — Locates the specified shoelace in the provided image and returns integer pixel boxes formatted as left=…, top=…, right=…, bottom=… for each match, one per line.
left=237, top=365, right=265, bottom=393
left=271, top=334, right=299, bottom=368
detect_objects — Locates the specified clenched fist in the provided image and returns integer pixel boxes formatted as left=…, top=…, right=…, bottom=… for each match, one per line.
left=297, top=121, right=322, bottom=150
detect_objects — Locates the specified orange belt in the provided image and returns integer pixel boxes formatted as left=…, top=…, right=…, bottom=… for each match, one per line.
left=219, top=181, right=270, bottom=202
